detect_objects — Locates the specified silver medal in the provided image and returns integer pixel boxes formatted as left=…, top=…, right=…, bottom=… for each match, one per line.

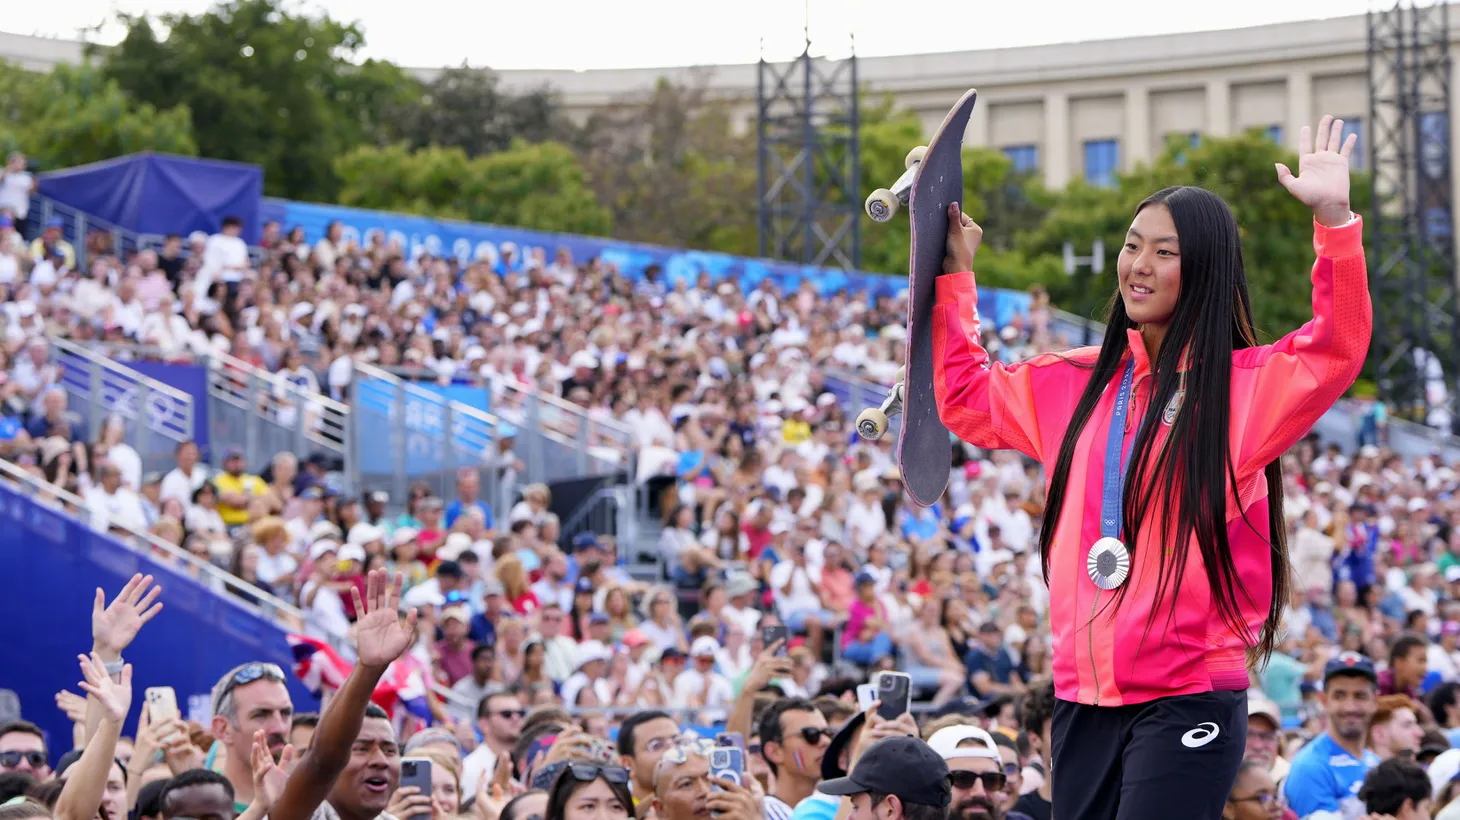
left=1087, top=536, right=1131, bottom=590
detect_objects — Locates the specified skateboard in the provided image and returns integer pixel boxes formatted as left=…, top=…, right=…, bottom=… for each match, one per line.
left=856, top=88, right=977, bottom=507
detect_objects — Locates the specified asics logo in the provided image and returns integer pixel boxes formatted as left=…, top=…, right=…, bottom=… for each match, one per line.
left=1181, top=722, right=1220, bottom=748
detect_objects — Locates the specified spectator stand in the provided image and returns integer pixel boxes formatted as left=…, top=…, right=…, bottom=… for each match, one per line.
left=50, top=337, right=196, bottom=477
left=352, top=362, right=510, bottom=520
left=205, top=346, right=354, bottom=493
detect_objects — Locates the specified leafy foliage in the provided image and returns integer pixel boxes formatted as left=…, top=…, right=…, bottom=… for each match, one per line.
left=93, top=0, right=417, bottom=201
left=0, top=61, right=196, bottom=169
left=333, top=141, right=612, bottom=236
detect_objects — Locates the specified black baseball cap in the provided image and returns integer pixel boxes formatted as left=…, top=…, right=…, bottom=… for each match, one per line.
left=819, top=736, right=951, bottom=808
left=1323, top=651, right=1378, bottom=686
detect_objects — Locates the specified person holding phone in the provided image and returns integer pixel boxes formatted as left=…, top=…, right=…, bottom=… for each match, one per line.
left=933, top=117, right=1368, bottom=819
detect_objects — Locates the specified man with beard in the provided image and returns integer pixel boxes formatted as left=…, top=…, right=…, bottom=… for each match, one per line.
left=819, top=736, right=950, bottom=820
left=927, top=727, right=1028, bottom=820
left=1283, top=652, right=1382, bottom=819
left=259, top=570, right=419, bottom=820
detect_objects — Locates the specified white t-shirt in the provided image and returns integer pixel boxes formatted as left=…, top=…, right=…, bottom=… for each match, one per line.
left=256, top=552, right=299, bottom=586
left=769, top=561, right=822, bottom=617
left=85, top=486, right=148, bottom=532
left=161, top=465, right=210, bottom=506
left=670, top=668, right=734, bottom=710
left=0, top=171, right=33, bottom=219
left=302, top=580, right=351, bottom=642
left=200, top=232, right=250, bottom=287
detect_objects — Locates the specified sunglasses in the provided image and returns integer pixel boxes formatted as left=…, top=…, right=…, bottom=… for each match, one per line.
left=947, top=771, right=1007, bottom=792
left=566, top=764, right=631, bottom=785
left=213, top=662, right=286, bottom=713
left=0, top=751, right=45, bottom=768
left=491, top=710, right=527, bottom=719
left=798, top=727, right=834, bottom=744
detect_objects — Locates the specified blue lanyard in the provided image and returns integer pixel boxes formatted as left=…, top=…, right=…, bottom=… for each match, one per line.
left=1099, top=359, right=1139, bottom=540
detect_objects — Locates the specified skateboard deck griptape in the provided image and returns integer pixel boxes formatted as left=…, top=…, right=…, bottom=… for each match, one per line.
left=898, top=88, right=977, bottom=507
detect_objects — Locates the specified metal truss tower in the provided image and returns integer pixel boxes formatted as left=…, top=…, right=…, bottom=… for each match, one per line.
left=1367, top=0, right=1457, bottom=428
left=756, top=34, right=861, bottom=270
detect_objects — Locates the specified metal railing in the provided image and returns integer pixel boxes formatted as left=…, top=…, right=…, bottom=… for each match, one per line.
left=559, top=485, right=639, bottom=563
left=0, top=456, right=308, bottom=636
left=352, top=363, right=510, bottom=516
left=50, top=337, right=196, bottom=476
left=0, top=457, right=474, bottom=713
left=27, top=195, right=269, bottom=271
left=205, top=351, right=354, bottom=492
left=486, top=378, right=633, bottom=483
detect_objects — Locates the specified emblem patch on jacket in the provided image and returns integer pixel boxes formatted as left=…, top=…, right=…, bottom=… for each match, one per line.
left=1163, top=389, right=1185, bottom=426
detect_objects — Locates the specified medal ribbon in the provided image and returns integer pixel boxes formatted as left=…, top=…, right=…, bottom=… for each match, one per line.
left=1099, top=358, right=1139, bottom=541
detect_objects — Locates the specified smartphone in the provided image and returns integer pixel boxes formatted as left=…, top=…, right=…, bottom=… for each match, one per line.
left=762, top=625, right=790, bottom=656
left=876, top=671, right=912, bottom=720
left=856, top=683, right=878, bottom=711
left=715, top=732, right=746, bottom=757
left=146, top=687, right=180, bottom=722
left=709, top=746, right=745, bottom=791
left=399, top=758, right=433, bottom=820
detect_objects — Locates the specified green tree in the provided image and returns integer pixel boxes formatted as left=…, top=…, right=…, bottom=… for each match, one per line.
left=384, top=65, right=569, bottom=157
left=0, top=62, right=196, bottom=169
left=1017, top=129, right=1373, bottom=338
left=93, top=0, right=418, bottom=202
left=576, top=78, right=760, bottom=256
left=334, top=141, right=612, bottom=236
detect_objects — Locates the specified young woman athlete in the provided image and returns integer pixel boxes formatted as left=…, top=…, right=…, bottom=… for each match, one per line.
left=934, top=114, right=1369, bottom=819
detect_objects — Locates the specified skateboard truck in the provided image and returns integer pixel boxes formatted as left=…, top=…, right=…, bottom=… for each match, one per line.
left=856, top=366, right=906, bottom=441
left=864, top=147, right=927, bottom=222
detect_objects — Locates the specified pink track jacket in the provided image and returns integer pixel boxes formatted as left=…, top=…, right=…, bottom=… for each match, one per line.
left=932, top=217, right=1371, bottom=706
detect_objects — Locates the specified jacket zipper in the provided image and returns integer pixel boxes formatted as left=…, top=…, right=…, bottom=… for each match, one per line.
left=1087, top=590, right=1102, bottom=706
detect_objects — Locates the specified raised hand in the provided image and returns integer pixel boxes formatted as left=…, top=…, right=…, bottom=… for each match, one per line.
left=352, top=569, right=418, bottom=670
left=55, top=690, right=87, bottom=724
left=93, top=574, right=164, bottom=659
left=77, top=652, right=132, bottom=723
left=250, top=729, right=296, bottom=812
left=1275, top=114, right=1357, bottom=227
left=743, top=641, right=794, bottom=693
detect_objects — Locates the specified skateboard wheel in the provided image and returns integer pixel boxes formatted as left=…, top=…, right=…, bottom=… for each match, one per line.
left=856, top=407, right=889, bottom=441
left=905, top=146, right=927, bottom=170
left=895, top=366, right=905, bottom=386
left=865, top=188, right=898, bottom=222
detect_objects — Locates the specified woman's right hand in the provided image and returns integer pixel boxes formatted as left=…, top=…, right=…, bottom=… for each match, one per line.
left=943, top=202, right=983, bottom=275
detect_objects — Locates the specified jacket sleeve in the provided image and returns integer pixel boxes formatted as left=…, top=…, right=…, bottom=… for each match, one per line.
left=932, top=271, right=1055, bottom=461
left=1232, top=217, right=1370, bottom=478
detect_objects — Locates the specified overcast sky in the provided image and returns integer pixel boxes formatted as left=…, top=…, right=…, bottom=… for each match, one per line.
left=7, top=0, right=1382, bottom=70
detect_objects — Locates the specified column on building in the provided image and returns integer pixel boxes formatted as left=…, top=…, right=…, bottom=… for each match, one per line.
left=1286, top=71, right=1312, bottom=153
left=1043, top=92, right=1070, bottom=189
left=1125, top=86, right=1150, bottom=171
left=1206, top=79, right=1231, bottom=137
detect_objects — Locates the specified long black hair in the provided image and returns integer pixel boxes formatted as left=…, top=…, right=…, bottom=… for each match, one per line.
left=1037, top=186, right=1289, bottom=666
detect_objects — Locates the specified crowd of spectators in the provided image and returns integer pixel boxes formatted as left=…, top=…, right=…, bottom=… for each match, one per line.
left=5, top=147, right=1460, bottom=818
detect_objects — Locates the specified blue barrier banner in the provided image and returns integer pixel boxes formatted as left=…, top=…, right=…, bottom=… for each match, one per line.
left=0, top=485, right=314, bottom=765
left=354, top=377, right=495, bottom=477
left=126, top=361, right=211, bottom=450
left=261, top=198, right=1028, bottom=324
left=60, top=360, right=201, bottom=447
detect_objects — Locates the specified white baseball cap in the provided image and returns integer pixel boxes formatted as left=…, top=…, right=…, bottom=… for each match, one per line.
left=927, top=726, right=1000, bottom=762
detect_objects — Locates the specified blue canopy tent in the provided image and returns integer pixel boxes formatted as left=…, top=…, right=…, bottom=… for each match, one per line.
left=37, top=152, right=264, bottom=244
